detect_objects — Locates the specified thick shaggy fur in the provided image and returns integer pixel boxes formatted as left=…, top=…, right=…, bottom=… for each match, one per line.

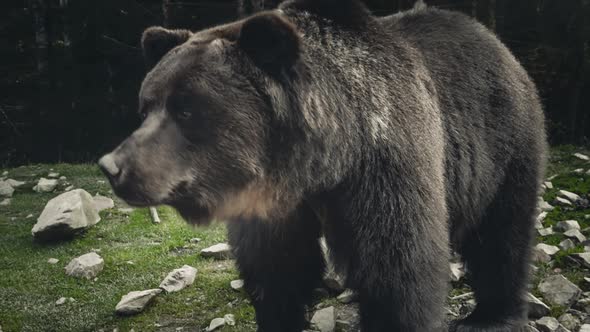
left=100, top=0, right=547, bottom=331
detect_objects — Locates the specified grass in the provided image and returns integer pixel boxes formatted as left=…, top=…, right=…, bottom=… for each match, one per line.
left=0, top=146, right=589, bottom=331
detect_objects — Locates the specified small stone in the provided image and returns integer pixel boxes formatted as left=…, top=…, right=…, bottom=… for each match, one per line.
left=556, top=197, right=573, bottom=206
left=65, top=252, right=104, bottom=279
left=556, top=220, right=581, bottom=232
left=532, top=246, right=552, bottom=263
left=573, top=168, right=584, bottom=174
left=572, top=253, right=590, bottom=268
left=118, top=208, right=134, bottom=214
left=1, top=171, right=7, bottom=176
left=539, top=227, right=554, bottom=236
left=207, top=317, right=225, bottom=331
left=59, top=176, right=67, bottom=180
left=55, top=297, right=67, bottom=305
left=335, top=320, right=352, bottom=331
left=93, top=195, right=114, bottom=212
left=539, top=200, right=555, bottom=212
left=538, top=211, right=548, bottom=222
left=564, top=230, right=586, bottom=243
left=559, top=191, right=582, bottom=204
left=224, top=314, right=235, bottom=326
left=544, top=181, right=554, bottom=189
left=200, top=243, right=232, bottom=260
left=559, top=239, right=576, bottom=251
left=536, top=243, right=560, bottom=256
left=230, top=279, right=244, bottom=291
left=579, top=324, right=590, bottom=332
left=47, top=172, right=59, bottom=178
left=573, top=153, right=590, bottom=161
left=526, top=292, right=551, bottom=318
left=33, top=178, right=58, bottom=193
left=450, top=262, right=465, bottom=282
left=6, top=179, right=25, bottom=188
left=26, top=214, right=33, bottom=218
left=557, top=313, right=580, bottom=331
left=538, top=275, right=582, bottom=307
left=159, top=265, right=197, bottom=293
left=115, top=289, right=162, bottom=315
left=64, top=185, right=74, bottom=191
left=337, top=289, right=358, bottom=304
left=0, top=181, right=14, bottom=197
left=47, top=258, right=59, bottom=264
left=311, top=306, right=335, bottom=332
left=0, top=198, right=11, bottom=206
left=536, top=316, right=559, bottom=332
left=189, top=238, right=201, bottom=243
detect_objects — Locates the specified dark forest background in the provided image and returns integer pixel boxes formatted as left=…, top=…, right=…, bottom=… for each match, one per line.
left=1, top=0, right=589, bottom=166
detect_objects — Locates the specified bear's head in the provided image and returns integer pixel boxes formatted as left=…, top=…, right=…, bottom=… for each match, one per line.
left=98, top=12, right=309, bottom=224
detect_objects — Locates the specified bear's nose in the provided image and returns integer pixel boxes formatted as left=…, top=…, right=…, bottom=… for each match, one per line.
left=98, top=154, right=121, bottom=181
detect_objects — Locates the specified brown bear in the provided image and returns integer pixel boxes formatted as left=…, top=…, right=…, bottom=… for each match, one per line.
left=99, top=0, right=547, bottom=331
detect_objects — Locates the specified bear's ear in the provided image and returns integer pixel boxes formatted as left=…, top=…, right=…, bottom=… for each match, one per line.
left=142, top=27, right=192, bottom=68
left=237, top=12, right=301, bottom=71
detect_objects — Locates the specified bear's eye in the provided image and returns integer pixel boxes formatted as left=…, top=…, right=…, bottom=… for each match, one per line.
left=139, top=111, right=147, bottom=121
left=177, top=110, right=192, bottom=121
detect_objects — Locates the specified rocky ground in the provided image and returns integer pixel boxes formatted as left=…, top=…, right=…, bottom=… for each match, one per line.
left=0, top=145, right=589, bottom=332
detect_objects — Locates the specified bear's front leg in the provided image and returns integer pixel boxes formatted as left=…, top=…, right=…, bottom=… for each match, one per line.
left=338, top=176, right=450, bottom=332
left=227, top=203, right=324, bottom=332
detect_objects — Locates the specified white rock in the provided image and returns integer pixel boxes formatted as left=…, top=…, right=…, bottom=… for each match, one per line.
left=26, top=214, right=33, bottom=218
left=573, top=153, right=590, bottom=161
left=200, top=243, right=232, bottom=259
left=559, top=190, right=582, bottom=204
left=206, top=318, right=225, bottom=331
left=1, top=171, right=7, bottom=176
left=536, top=316, right=559, bottom=332
left=159, top=265, right=197, bottom=293
left=539, top=201, right=555, bottom=212
left=47, top=172, right=60, bottom=178
left=59, top=176, right=67, bottom=181
left=311, top=306, right=336, bottom=332
left=115, top=289, right=162, bottom=315
left=544, top=182, right=554, bottom=189
left=536, top=243, right=560, bottom=256
left=538, top=275, right=582, bottom=307
left=64, top=185, right=74, bottom=191
left=450, top=262, right=465, bottom=282
left=224, top=314, right=235, bottom=326
left=33, top=178, right=59, bottom=193
left=337, top=289, right=358, bottom=304
left=559, top=239, right=576, bottom=251
left=55, top=297, right=67, bottom=305
left=573, top=168, right=584, bottom=174
left=539, top=228, right=554, bottom=236
left=0, top=198, right=11, bottom=206
left=558, top=313, right=580, bottom=331
left=532, top=246, right=552, bottom=263
left=526, top=292, right=550, bottom=318
left=556, top=197, right=573, bottom=206
left=579, top=324, right=590, bottom=332
left=0, top=181, right=14, bottom=197
left=93, top=195, right=114, bottom=212
left=31, top=189, right=100, bottom=240
left=564, top=230, right=586, bottom=243
left=538, top=211, right=548, bottom=223
left=230, top=279, right=244, bottom=291
left=65, top=252, right=104, bottom=279
left=47, top=258, right=59, bottom=264
left=572, top=253, right=590, bottom=268
left=556, top=220, right=581, bottom=232
left=6, top=179, right=25, bottom=188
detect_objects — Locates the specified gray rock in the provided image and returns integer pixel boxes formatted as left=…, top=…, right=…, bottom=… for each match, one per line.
left=55, top=297, right=67, bottom=305
left=556, top=197, right=574, bottom=206
left=526, top=292, right=551, bottom=318
left=0, top=198, right=11, bottom=206
left=32, top=189, right=100, bottom=240
left=64, top=185, right=74, bottom=191
left=206, top=317, right=225, bottom=331
left=224, top=314, right=235, bottom=326
left=539, top=200, right=555, bottom=212
left=115, top=289, right=162, bottom=315
left=558, top=313, right=581, bottom=331
left=93, top=195, right=114, bottom=212
left=335, top=319, right=352, bottom=331
left=556, top=220, right=581, bottom=232
left=47, top=258, right=59, bottom=264
left=559, top=191, right=583, bottom=204
left=572, top=253, right=590, bottom=268
left=573, top=153, right=590, bottom=161
left=579, top=324, right=590, bottom=332
left=337, top=289, right=358, bottom=304
left=536, top=317, right=560, bottom=332
left=0, top=181, right=14, bottom=197
left=6, top=179, right=25, bottom=188
left=65, top=252, right=104, bottom=279
left=522, top=325, right=541, bottom=332
left=311, top=306, right=336, bottom=332
left=564, top=230, right=587, bottom=243
left=536, top=243, right=560, bottom=256
left=159, top=265, right=197, bottom=293
left=230, top=279, right=244, bottom=291
left=539, top=228, right=555, bottom=236
left=47, top=172, right=59, bottom=178
left=450, top=262, right=465, bottom=282
left=33, top=178, right=59, bottom=193
left=200, top=243, right=232, bottom=259
left=532, top=246, right=552, bottom=263
left=538, top=275, right=582, bottom=307
left=560, top=239, right=576, bottom=251
left=544, top=182, right=554, bottom=189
